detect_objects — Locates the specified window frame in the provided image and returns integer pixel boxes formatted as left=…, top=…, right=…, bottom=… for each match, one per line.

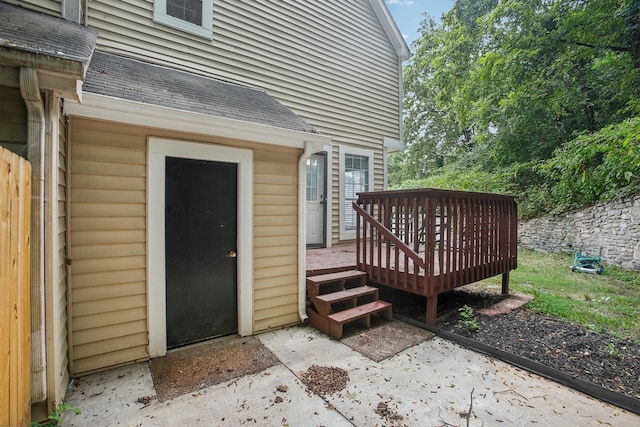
left=339, top=146, right=374, bottom=241
left=154, top=0, right=213, bottom=39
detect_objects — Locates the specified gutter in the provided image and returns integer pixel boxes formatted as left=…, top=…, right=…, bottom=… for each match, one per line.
left=297, top=141, right=325, bottom=322
left=20, top=67, right=47, bottom=403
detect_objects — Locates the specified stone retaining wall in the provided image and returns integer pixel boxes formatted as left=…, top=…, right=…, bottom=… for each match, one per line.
left=518, top=193, right=640, bottom=271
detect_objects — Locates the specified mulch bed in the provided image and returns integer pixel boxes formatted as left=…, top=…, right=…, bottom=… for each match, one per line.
left=390, top=287, right=640, bottom=401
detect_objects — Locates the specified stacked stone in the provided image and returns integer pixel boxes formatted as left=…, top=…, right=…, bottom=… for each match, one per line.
left=518, top=193, right=640, bottom=272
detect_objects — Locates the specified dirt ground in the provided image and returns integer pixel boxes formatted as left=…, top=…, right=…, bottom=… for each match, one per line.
left=389, top=286, right=640, bottom=400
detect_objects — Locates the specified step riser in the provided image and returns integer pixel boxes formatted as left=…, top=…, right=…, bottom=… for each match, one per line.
left=306, top=270, right=392, bottom=339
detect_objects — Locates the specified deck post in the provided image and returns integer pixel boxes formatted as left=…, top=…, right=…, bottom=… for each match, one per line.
left=501, top=272, right=509, bottom=295
left=425, top=294, right=438, bottom=325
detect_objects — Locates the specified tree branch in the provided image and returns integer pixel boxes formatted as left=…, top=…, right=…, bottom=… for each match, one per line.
left=558, top=38, right=628, bottom=53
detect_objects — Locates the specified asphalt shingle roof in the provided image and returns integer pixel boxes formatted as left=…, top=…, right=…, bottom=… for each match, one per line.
left=0, top=2, right=97, bottom=63
left=84, top=51, right=317, bottom=134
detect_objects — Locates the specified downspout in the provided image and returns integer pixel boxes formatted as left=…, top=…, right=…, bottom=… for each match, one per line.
left=297, top=141, right=322, bottom=322
left=20, top=67, right=47, bottom=403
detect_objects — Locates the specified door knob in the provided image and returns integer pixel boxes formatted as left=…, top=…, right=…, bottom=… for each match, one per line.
left=228, top=250, right=237, bottom=258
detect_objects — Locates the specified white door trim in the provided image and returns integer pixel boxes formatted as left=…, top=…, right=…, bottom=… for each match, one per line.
left=148, top=138, right=254, bottom=357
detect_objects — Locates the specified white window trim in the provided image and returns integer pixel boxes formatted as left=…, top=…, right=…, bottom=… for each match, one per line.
left=339, top=145, right=374, bottom=241
left=148, top=138, right=254, bottom=357
left=154, top=0, right=213, bottom=39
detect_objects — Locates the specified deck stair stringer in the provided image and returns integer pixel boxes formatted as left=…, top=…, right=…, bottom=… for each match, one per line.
left=306, top=270, right=392, bottom=339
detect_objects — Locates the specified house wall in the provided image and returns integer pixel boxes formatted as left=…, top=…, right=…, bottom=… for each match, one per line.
left=0, top=86, right=28, bottom=157
left=84, top=0, right=400, bottom=244
left=2, top=0, right=60, bottom=14
left=49, top=98, right=69, bottom=404
left=67, top=117, right=301, bottom=375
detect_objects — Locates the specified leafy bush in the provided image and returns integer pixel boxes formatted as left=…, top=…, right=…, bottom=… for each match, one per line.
left=543, top=117, right=640, bottom=213
left=397, top=117, right=640, bottom=219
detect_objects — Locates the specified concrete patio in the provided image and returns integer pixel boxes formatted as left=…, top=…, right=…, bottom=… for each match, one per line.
left=62, top=324, right=639, bottom=426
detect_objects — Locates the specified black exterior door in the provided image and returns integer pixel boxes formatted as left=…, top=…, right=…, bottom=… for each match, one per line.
left=165, top=157, right=238, bottom=348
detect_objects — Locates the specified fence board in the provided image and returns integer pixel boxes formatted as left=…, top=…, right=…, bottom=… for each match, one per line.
left=0, top=147, right=31, bottom=427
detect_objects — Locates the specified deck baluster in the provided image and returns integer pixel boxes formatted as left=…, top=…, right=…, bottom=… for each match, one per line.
left=354, top=188, right=517, bottom=325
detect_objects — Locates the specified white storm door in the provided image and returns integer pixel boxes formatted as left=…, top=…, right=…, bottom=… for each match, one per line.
left=306, top=153, right=326, bottom=246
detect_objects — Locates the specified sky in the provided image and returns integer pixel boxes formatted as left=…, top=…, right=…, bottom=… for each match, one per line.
left=385, top=0, right=454, bottom=46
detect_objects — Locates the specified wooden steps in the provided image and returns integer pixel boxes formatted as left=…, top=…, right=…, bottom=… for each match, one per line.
left=306, top=270, right=392, bottom=339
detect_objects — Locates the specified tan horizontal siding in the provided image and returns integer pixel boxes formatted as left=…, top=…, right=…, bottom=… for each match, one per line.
left=72, top=307, right=147, bottom=332
left=71, top=242, right=146, bottom=260
left=73, top=333, right=147, bottom=360
left=3, top=0, right=61, bottom=15
left=254, top=215, right=296, bottom=227
left=73, top=346, right=148, bottom=375
left=70, top=230, right=146, bottom=246
left=254, top=294, right=298, bottom=312
left=71, top=268, right=146, bottom=289
left=254, top=313, right=299, bottom=332
left=88, top=0, right=401, bottom=146
left=254, top=254, right=298, bottom=270
left=253, top=148, right=300, bottom=332
left=67, top=117, right=307, bottom=371
left=71, top=255, right=145, bottom=274
left=73, top=320, right=147, bottom=346
left=72, top=281, right=146, bottom=303
left=72, top=294, right=146, bottom=318
left=254, top=283, right=297, bottom=300
left=68, top=118, right=148, bottom=375
left=71, top=202, right=146, bottom=217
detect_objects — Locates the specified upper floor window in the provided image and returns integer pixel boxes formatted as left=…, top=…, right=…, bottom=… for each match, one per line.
left=154, top=0, right=213, bottom=39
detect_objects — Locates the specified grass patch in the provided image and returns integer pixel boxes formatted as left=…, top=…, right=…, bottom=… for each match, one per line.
left=480, top=249, right=640, bottom=340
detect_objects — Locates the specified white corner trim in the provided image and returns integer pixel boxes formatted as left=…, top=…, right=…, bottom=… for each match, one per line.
left=147, top=138, right=254, bottom=357
left=64, top=94, right=330, bottom=149
left=368, top=0, right=410, bottom=61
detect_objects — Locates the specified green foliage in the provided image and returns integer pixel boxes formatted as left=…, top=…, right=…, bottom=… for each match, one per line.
left=543, top=117, right=640, bottom=213
left=31, top=403, right=81, bottom=427
left=393, top=0, right=640, bottom=216
left=607, top=342, right=621, bottom=358
left=458, top=305, right=479, bottom=332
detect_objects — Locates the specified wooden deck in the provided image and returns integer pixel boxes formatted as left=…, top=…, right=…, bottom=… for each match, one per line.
left=306, top=188, right=519, bottom=325
left=306, top=243, right=358, bottom=275
left=355, top=188, right=518, bottom=324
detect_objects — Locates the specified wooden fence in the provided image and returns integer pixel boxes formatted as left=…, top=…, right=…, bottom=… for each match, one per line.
left=1, top=147, right=32, bottom=426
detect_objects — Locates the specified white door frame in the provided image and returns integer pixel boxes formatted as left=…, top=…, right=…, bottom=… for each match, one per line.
left=147, top=138, right=254, bottom=357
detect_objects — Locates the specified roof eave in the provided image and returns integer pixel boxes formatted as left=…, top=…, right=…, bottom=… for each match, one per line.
left=368, top=0, right=411, bottom=62
left=0, top=46, right=86, bottom=78
left=64, top=93, right=332, bottom=148
left=0, top=47, right=89, bottom=101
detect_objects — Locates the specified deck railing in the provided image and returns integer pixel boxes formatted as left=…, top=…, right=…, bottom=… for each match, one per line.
left=354, top=188, right=517, bottom=322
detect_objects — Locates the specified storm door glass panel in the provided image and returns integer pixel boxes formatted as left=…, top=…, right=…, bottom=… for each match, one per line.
left=306, top=157, right=319, bottom=202
left=344, top=154, right=369, bottom=230
left=167, top=0, right=203, bottom=25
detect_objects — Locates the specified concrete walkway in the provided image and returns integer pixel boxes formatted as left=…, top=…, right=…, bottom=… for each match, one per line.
left=63, top=325, right=639, bottom=426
